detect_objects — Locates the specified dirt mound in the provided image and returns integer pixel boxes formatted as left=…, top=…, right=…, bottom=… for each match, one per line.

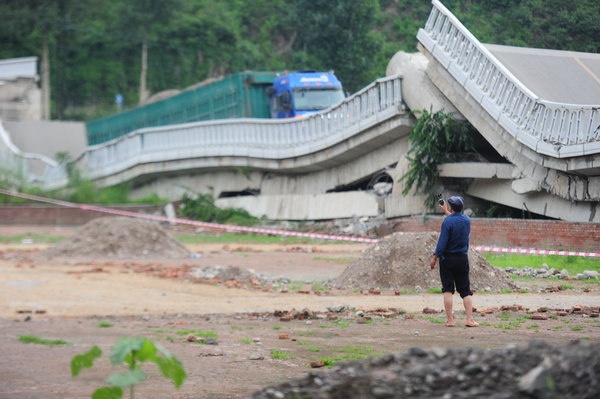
left=41, top=216, right=191, bottom=259
left=331, top=232, right=519, bottom=292
left=250, top=340, right=600, bottom=399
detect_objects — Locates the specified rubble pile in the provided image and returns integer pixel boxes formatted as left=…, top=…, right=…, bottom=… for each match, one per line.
left=250, top=340, right=600, bottom=399
left=41, top=216, right=191, bottom=259
left=505, top=264, right=599, bottom=280
left=332, top=232, right=519, bottom=292
left=189, top=265, right=276, bottom=286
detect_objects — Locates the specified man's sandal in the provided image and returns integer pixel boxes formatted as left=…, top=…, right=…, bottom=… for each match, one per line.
left=445, top=322, right=456, bottom=327
left=465, top=321, right=479, bottom=327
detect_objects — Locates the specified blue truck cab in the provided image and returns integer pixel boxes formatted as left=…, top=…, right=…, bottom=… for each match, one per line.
left=267, top=71, right=345, bottom=118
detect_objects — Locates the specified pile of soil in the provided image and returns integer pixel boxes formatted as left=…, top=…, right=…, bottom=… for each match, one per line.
left=331, top=232, right=519, bottom=291
left=41, top=216, right=191, bottom=259
left=251, top=340, right=600, bottom=399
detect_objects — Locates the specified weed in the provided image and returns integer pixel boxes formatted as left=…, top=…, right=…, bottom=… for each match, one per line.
left=18, top=335, right=68, bottom=346
left=500, top=312, right=511, bottom=321
left=178, top=192, right=260, bottom=226
left=552, top=326, right=563, bottom=331
left=318, top=345, right=382, bottom=368
left=272, top=325, right=283, bottom=331
left=500, top=289, right=513, bottom=294
left=418, top=316, right=444, bottom=324
left=239, top=338, right=252, bottom=344
left=526, top=324, right=540, bottom=330
left=98, top=322, right=114, bottom=328
left=549, top=315, right=558, bottom=320
left=175, top=330, right=218, bottom=339
left=297, top=331, right=315, bottom=337
left=570, top=325, right=584, bottom=331
left=271, top=350, right=296, bottom=360
left=307, top=346, right=321, bottom=352
left=581, top=336, right=591, bottom=340
left=428, top=287, right=442, bottom=294
left=297, top=340, right=309, bottom=345
left=559, top=285, right=576, bottom=290
left=332, top=319, right=351, bottom=328
left=71, top=337, right=185, bottom=399
left=311, top=281, right=328, bottom=292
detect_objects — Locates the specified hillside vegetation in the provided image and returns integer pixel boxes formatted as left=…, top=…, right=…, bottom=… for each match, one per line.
left=1, top=0, right=598, bottom=120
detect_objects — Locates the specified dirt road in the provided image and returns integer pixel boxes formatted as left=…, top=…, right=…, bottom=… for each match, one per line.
left=1, top=227, right=599, bottom=398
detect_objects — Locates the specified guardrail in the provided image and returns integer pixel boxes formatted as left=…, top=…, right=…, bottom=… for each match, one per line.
left=418, top=0, right=600, bottom=158
left=42, top=75, right=404, bottom=189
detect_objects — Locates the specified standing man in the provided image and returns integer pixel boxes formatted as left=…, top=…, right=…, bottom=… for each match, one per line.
left=430, top=196, right=478, bottom=327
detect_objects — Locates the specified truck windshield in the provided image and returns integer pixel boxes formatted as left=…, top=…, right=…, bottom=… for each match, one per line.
left=292, top=88, right=345, bottom=111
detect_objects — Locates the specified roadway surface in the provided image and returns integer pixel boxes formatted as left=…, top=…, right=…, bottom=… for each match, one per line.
left=485, top=43, right=600, bottom=104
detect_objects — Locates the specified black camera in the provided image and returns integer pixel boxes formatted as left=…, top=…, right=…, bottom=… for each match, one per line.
left=437, top=193, right=444, bottom=205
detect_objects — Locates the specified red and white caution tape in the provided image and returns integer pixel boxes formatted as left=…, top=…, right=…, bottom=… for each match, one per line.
left=2, top=188, right=599, bottom=255
left=0, top=188, right=379, bottom=243
left=474, top=246, right=600, bottom=258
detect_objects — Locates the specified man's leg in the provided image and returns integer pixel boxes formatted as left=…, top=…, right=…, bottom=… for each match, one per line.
left=443, top=291, right=454, bottom=325
left=463, top=294, right=474, bottom=324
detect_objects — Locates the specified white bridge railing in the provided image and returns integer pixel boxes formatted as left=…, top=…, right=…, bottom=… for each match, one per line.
left=42, top=75, right=404, bottom=189
left=418, top=0, right=600, bottom=158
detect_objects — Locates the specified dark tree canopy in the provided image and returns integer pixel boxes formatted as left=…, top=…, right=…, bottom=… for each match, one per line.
left=0, top=0, right=597, bottom=120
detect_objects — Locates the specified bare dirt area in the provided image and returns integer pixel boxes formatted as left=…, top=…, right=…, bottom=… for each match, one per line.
left=1, top=223, right=599, bottom=399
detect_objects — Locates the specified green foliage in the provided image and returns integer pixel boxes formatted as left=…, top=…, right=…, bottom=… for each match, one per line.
left=482, top=253, right=600, bottom=276
left=271, top=350, right=296, bottom=360
left=71, top=337, right=186, bottom=399
left=1, top=0, right=599, bottom=119
left=98, top=322, right=115, bottom=328
left=318, top=345, right=381, bottom=367
left=178, top=193, right=260, bottom=226
left=18, top=335, right=68, bottom=346
left=399, top=109, right=473, bottom=209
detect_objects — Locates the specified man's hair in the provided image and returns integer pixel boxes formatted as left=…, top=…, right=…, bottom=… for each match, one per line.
left=450, top=203, right=463, bottom=212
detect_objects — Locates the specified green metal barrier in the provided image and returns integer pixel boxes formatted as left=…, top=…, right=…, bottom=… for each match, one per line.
left=86, top=71, right=276, bottom=145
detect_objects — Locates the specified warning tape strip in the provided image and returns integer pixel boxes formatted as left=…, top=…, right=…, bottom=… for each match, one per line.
left=1, top=188, right=598, bottom=256
left=473, top=246, right=600, bottom=258
left=0, top=188, right=379, bottom=244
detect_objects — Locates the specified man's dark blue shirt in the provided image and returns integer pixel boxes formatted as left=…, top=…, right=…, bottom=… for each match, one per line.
left=434, top=212, right=471, bottom=257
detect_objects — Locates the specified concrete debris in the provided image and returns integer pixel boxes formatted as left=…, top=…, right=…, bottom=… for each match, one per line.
left=250, top=341, right=600, bottom=399
left=504, top=266, right=599, bottom=280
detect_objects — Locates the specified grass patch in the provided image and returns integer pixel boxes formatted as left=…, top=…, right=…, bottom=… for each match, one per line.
left=271, top=350, right=296, bottom=360
left=296, top=331, right=316, bottom=336
left=239, top=338, right=252, bottom=344
left=306, top=346, right=321, bottom=352
left=272, top=325, right=283, bottom=330
left=18, top=335, right=68, bottom=346
left=417, top=316, right=444, bottom=324
left=176, top=233, right=332, bottom=245
left=500, top=312, right=511, bottom=321
left=175, top=330, right=218, bottom=339
left=482, top=253, right=600, bottom=276
left=312, top=256, right=356, bottom=264
left=0, top=233, right=66, bottom=244
left=428, top=287, right=442, bottom=294
left=570, top=325, right=584, bottom=331
left=318, top=345, right=382, bottom=368
left=97, top=321, right=114, bottom=328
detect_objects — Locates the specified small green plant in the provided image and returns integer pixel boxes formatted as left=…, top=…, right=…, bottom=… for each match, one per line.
left=500, top=289, right=514, bottom=294
left=500, top=312, right=511, bottom=321
left=570, top=325, right=584, bottom=331
left=175, top=330, right=218, bottom=339
left=272, top=325, right=283, bottom=331
left=178, top=192, right=260, bottom=226
left=98, top=322, right=115, bottom=328
left=297, top=340, right=309, bottom=345
left=311, top=281, right=328, bottom=292
left=18, top=335, right=68, bottom=346
left=271, top=350, right=296, bottom=360
left=71, top=337, right=185, bottom=399
left=318, top=345, right=382, bottom=368
left=419, top=316, right=444, bottom=324
left=332, top=319, right=351, bottom=328
left=306, top=346, right=321, bottom=352
left=296, top=331, right=315, bottom=336
left=239, top=338, right=252, bottom=344
left=428, top=287, right=443, bottom=294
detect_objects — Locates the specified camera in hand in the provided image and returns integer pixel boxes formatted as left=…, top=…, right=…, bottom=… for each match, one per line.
left=437, top=193, right=444, bottom=205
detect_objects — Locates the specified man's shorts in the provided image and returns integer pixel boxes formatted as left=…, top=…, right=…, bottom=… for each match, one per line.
left=439, top=252, right=473, bottom=298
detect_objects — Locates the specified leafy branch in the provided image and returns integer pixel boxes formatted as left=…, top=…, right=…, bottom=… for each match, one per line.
left=399, top=109, right=473, bottom=209
left=71, top=337, right=186, bottom=399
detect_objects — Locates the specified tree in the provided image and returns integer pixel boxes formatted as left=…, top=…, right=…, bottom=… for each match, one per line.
left=290, top=0, right=384, bottom=93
